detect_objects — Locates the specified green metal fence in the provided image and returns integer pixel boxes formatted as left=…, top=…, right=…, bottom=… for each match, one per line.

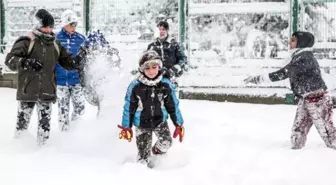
left=0, top=0, right=5, bottom=53
left=295, top=0, right=336, bottom=59
left=0, top=0, right=183, bottom=54
left=0, top=0, right=85, bottom=54
left=187, top=0, right=290, bottom=62
left=0, top=0, right=335, bottom=59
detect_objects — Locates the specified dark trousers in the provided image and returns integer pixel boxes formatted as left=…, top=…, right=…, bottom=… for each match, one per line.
left=135, top=121, right=173, bottom=161
left=16, top=101, right=52, bottom=133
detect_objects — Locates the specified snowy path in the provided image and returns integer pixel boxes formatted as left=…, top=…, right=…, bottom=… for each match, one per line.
left=1, top=88, right=336, bottom=185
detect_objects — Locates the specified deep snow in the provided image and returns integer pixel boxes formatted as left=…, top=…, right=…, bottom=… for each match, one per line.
left=1, top=87, right=336, bottom=185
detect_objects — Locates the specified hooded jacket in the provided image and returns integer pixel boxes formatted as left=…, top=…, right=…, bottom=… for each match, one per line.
left=268, top=31, right=327, bottom=97
left=5, top=29, right=81, bottom=102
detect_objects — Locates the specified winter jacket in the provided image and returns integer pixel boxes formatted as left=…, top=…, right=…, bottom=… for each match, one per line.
left=5, top=30, right=82, bottom=102
left=55, top=28, right=86, bottom=86
left=121, top=73, right=184, bottom=129
left=147, top=36, right=187, bottom=74
left=268, top=49, right=327, bottom=97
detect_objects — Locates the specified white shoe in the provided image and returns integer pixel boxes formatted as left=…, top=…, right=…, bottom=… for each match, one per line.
left=37, top=128, right=50, bottom=146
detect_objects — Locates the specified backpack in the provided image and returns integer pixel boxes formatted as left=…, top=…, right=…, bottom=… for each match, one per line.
left=27, top=39, right=60, bottom=57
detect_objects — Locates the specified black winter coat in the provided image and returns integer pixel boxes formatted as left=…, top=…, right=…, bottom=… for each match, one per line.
left=268, top=48, right=327, bottom=97
left=147, top=36, right=187, bottom=70
left=121, top=74, right=184, bottom=129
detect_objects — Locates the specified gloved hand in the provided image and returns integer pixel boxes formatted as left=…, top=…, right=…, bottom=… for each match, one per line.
left=171, top=64, right=183, bottom=77
left=78, top=46, right=89, bottom=58
left=243, top=75, right=263, bottom=85
left=23, top=58, right=43, bottom=72
left=161, top=67, right=175, bottom=79
left=73, top=46, right=90, bottom=67
left=117, top=125, right=133, bottom=142
left=173, top=125, right=184, bottom=142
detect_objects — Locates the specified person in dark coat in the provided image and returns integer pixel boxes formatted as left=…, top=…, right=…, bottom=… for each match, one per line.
left=147, top=21, right=187, bottom=81
left=4, top=9, right=87, bottom=145
left=118, top=50, right=185, bottom=167
left=244, top=31, right=336, bottom=150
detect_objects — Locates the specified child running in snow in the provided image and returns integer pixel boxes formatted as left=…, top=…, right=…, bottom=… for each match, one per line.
left=244, top=31, right=336, bottom=149
left=118, top=50, right=185, bottom=166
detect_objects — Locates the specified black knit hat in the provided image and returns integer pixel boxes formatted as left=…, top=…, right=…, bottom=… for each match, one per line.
left=35, top=9, right=55, bottom=28
left=157, top=21, right=169, bottom=30
left=292, top=31, right=315, bottom=48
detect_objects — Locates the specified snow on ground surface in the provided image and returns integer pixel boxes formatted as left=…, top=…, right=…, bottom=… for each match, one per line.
left=1, top=87, right=336, bottom=185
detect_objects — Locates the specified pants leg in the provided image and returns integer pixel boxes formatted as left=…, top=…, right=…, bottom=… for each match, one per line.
left=36, top=102, right=52, bottom=145
left=57, top=86, right=70, bottom=130
left=16, top=101, right=35, bottom=131
left=306, top=95, right=336, bottom=148
left=70, top=84, right=85, bottom=121
left=290, top=99, right=314, bottom=149
left=135, top=127, right=153, bottom=162
left=153, top=121, right=173, bottom=154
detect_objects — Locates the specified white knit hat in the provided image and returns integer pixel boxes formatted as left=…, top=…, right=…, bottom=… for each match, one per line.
left=61, top=10, right=78, bottom=26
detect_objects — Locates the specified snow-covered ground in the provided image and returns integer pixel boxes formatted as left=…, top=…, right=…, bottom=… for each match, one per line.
left=1, top=87, right=336, bottom=185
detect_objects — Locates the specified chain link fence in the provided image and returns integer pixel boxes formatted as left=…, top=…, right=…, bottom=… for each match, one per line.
left=297, top=0, right=336, bottom=59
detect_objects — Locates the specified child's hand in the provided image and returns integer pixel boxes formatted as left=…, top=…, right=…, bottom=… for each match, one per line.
left=118, top=125, right=133, bottom=142
left=173, top=125, right=184, bottom=142
left=243, top=75, right=262, bottom=85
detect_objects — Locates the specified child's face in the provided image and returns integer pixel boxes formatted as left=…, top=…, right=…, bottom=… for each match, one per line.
left=144, top=63, right=160, bottom=79
left=290, top=36, right=297, bottom=49
left=64, top=22, right=77, bottom=34
left=39, top=26, right=53, bottom=34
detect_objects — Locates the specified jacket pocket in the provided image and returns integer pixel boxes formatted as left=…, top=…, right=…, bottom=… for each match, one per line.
left=51, top=79, right=56, bottom=94
left=23, top=76, right=35, bottom=94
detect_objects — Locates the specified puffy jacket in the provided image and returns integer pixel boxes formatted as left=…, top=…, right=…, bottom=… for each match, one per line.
left=56, top=28, right=85, bottom=86
left=4, top=30, right=81, bottom=102
left=268, top=32, right=327, bottom=97
left=121, top=74, right=184, bottom=129
left=147, top=36, right=187, bottom=72
left=269, top=48, right=327, bottom=97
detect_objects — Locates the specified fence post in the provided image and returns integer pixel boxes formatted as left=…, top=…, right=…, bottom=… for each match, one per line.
left=0, top=0, right=5, bottom=53
left=179, top=0, right=185, bottom=50
left=292, top=0, right=298, bottom=33
left=84, top=0, right=90, bottom=34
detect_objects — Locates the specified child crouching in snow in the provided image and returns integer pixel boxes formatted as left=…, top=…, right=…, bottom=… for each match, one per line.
left=118, top=50, right=185, bottom=166
left=244, top=31, right=336, bottom=150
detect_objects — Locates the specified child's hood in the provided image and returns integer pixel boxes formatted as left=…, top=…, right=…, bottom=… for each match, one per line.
left=293, top=31, right=315, bottom=48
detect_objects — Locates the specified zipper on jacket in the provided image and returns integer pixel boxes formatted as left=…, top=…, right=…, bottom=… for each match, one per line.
left=39, top=41, right=46, bottom=99
left=150, top=87, right=155, bottom=129
left=66, top=38, right=70, bottom=86
left=158, top=39, right=164, bottom=62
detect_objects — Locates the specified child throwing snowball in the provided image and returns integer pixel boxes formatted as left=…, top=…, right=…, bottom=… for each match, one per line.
left=244, top=31, right=336, bottom=150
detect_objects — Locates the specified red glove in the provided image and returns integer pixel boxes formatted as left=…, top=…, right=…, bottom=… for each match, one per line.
left=173, top=125, right=184, bottom=142
left=118, top=125, right=133, bottom=142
